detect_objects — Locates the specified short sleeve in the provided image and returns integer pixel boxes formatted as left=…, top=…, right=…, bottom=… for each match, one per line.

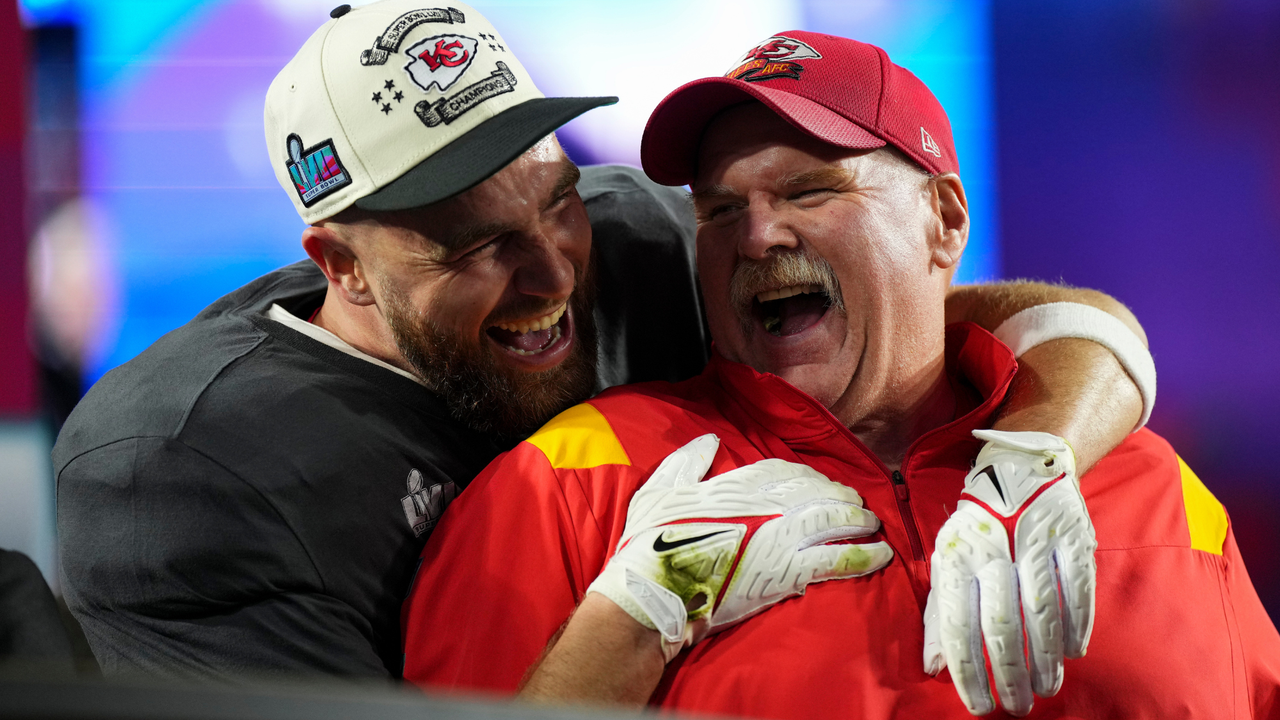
left=58, top=436, right=388, bottom=679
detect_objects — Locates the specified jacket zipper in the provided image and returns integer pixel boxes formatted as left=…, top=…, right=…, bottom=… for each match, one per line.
left=891, top=470, right=926, bottom=562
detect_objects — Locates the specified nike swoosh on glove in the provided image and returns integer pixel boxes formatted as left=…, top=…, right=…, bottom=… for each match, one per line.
left=587, top=434, right=894, bottom=662
left=924, top=429, right=1097, bottom=716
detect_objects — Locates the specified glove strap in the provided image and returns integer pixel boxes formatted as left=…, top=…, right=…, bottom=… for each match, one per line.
left=586, top=569, right=688, bottom=663
left=965, top=430, right=1077, bottom=514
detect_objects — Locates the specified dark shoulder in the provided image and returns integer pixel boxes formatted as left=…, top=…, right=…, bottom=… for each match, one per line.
left=53, top=262, right=326, bottom=471
left=578, top=163, right=678, bottom=198
left=578, top=164, right=693, bottom=241
left=579, top=166, right=709, bottom=389
left=194, top=260, right=325, bottom=320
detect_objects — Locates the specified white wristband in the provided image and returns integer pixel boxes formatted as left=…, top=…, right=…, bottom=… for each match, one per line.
left=993, top=302, right=1155, bottom=431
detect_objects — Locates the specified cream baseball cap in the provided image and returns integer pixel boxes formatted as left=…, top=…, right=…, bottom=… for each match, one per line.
left=265, top=1, right=616, bottom=223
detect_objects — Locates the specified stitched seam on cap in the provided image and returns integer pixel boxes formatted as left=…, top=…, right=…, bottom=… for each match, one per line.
left=875, top=45, right=889, bottom=131
left=317, top=15, right=361, bottom=219
left=874, top=45, right=914, bottom=170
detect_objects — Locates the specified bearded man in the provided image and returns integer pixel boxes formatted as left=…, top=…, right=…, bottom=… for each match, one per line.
left=401, top=31, right=1280, bottom=717
left=58, top=4, right=1152, bottom=683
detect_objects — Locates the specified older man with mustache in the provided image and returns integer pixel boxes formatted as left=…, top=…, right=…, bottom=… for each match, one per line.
left=402, top=31, right=1280, bottom=718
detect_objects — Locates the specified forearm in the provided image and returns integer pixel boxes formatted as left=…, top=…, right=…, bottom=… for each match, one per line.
left=945, top=281, right=1147, bottom=345
left=518, top=593, right=666, bottom=706
left=946, top=281, right=1147, bottom=473
left=991, top=338, right=1141, bottom=473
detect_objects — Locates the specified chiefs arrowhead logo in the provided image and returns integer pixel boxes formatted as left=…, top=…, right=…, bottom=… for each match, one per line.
left=403, top=34, right=478, bottom=93
left=727, top=35, right=823, bottom=82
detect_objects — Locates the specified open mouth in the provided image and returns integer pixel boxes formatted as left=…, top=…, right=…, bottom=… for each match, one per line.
left=755, top=284, right=833, bottom=337
left=486, top=302, right=570, bottom=356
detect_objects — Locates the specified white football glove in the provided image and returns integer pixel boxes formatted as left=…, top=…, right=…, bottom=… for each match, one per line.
left=587, top=434, right=893, bottom=662
left=924, top=430, right=1097, bottom=717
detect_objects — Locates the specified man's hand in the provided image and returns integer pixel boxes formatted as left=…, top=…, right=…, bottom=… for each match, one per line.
left=588, top=434, right=893, bottom=662
left=924, top=430, right=1097, bottom=716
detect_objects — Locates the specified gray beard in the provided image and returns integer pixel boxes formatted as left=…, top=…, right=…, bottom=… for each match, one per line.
left=380, top=264, right=599, bottom=438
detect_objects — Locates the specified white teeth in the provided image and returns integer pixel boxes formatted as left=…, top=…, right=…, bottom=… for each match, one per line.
left=494, top=302, right=567, bottom=334
left=508, top=326, right=562, bottom=355
left=756, top=284, right=823, bottom=303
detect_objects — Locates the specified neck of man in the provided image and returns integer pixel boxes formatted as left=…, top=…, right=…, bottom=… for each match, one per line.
left=311, top=288, right=415, bottom=375
left=836, top=337, right=954, bottom=472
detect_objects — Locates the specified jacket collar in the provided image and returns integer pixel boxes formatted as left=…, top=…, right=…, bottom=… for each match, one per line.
left=705, top=322, right=1019, bottom=473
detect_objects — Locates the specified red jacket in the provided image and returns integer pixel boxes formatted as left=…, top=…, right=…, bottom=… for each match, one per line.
left=403, top=324, right=1280, bottom=718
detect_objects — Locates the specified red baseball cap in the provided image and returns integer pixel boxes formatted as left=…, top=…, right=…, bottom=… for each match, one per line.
left=641, top=31, right=958, bottom=186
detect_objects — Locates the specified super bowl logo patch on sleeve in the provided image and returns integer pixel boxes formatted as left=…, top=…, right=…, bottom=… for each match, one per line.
left=401, top=468, right=458, bottom=537
left=727, top=36, right=822, bottom=82
left=403, top=33, right=478, bottom=93
left=284, top=134, right=351, bottom=207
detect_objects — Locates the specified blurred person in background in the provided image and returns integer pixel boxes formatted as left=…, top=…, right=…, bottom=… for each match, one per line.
left=402, top=31, right=1280, bottom=717
left=56, top=2, right=1149, bottom=684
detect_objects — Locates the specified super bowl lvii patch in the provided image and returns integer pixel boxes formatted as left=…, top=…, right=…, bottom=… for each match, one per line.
left=285, top=133, right=352, bottom=206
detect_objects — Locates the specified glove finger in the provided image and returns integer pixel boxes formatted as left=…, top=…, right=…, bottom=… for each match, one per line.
left=715, top=459, right=864, bottom=508
left=1016, top=546, right=1064, bottom=698
left=1055, top=542, right=1096, bottom=659
left=938, top=573, right=995, bottom=716
left=622, top=435, right=720, bottom=540
left=666, top=434, right=721, bottom=488
left=792, top=503, right=882, bottom=549
left=797, top=540, right=893, bottom=582
left=634, top=434, right=719, bottom=504
left=923, top=587, right=945, bottom=675
left=977, top=561, right=1033, bottom=716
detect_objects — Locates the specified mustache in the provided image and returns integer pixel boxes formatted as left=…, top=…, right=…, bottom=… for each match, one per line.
left=728, top=250, right=845, bottom=316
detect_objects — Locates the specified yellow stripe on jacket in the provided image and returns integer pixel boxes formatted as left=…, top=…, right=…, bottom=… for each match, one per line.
left=527, top=403, right=631, bottom=469
left=1178, top=455, right=1228, bottom=555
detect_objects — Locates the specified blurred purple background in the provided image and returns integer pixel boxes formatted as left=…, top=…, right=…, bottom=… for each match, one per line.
left=994, top=0, right=1280, bottom=617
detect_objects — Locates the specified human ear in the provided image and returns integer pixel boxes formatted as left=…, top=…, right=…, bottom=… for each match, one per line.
left=929, top=173, right=969, bottom=270
left=301, top=225, right=377, bottom=306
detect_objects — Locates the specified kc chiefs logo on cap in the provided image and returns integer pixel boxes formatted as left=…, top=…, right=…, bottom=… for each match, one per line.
left=404, top=33, right=478, bottom=93
left=726, top=35, right=822, bottom=82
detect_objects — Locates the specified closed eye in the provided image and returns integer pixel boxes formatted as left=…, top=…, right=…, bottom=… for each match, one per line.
left=695, top=201, right=744, bottom=223
left=549, top=189, right=576, bottom=209
left=791, top=187, right=838, bottom=204
left=455, top=234, right=504, bottom=262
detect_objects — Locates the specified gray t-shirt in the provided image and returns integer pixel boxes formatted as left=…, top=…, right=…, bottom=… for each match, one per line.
left=54, top=165, right=709, bottom=681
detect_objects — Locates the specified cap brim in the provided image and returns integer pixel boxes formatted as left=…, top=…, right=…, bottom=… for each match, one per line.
left=641, top=76, right=885, bottom=187
left=356, top=95, right=618, bottom=212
